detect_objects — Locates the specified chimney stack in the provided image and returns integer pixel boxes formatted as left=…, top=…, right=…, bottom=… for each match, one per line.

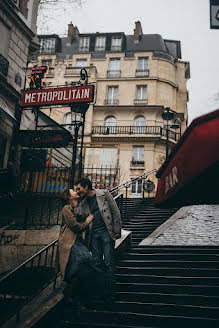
left=134, top=21, right=143, bottom=43
left=66, top=22, right=79, bottom=45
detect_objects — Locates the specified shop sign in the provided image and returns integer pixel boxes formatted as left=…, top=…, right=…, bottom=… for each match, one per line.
left=17, top=130, right=73, bottom=148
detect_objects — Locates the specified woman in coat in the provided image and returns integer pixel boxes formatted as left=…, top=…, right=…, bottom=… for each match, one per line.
left=58, top=188, right=94, bottom=304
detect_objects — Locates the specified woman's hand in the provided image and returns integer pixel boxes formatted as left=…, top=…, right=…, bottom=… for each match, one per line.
left=86, top=214, right=94, bottom=224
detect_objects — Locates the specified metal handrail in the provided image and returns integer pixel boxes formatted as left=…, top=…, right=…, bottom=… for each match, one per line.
left=0, top=191, right=123, bottom=325
left=110, top=169, right=157, bottom=194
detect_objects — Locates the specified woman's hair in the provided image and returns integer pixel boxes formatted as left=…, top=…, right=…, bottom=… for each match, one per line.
left=60, top=188, right=71, bottom=206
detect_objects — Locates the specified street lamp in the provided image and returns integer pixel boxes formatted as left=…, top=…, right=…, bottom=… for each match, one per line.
left=162, top=107, right=174, bottom=160
left=70, top=110, right=83, bottom=187
left=170, top=118, right=182, bottom=137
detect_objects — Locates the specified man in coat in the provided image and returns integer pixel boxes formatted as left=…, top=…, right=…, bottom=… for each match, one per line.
left=76, top=177, right=122, bottom=307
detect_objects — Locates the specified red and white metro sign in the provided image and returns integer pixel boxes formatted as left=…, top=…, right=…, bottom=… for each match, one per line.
left=22, top=85, right=94, bottom=107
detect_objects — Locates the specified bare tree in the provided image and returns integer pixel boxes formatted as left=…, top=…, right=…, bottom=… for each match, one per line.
left=37, top=0, right=85, bottom=34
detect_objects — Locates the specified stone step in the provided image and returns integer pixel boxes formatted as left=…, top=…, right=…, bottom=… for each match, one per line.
left=118, top=260, right=219, bottom=269
left=116, top=282, right=219, bottom=296
left=116, top=273, right=219, bottom=285
left=116, top=266, right=219, bottom=276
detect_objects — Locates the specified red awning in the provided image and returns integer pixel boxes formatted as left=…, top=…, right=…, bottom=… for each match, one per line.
left=155, top=109, right=219, bottom=205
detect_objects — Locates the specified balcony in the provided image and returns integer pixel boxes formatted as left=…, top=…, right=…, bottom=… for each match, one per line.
left=134, top=99, right=148, bottom=105
left=0, top=54, right=9, bottom=77
left=111, top=46, right=122, bottom=52
left=130, top=160, right=145, bottom=167
left=136, top=69, right=149, bottom=77
left=107, top=70, right=121, bottom=78
left=104, top=99, right=119, bottom=106
left=64, top=67, right=89, bottom=76
left=92, top=125, right=180, bottom=141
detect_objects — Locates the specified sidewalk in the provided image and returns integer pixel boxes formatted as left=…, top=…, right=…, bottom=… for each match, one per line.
left=139, top=204, right=219, bottom=246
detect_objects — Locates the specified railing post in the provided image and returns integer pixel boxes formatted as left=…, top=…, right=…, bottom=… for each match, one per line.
left=125, top=185, right=128, bottom=219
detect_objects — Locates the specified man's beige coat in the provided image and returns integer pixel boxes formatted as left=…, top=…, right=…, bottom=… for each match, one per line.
left=79, top=189, right=122, bottom=241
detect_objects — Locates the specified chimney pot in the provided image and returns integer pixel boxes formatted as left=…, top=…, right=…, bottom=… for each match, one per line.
left=134, top=21, right=143, bottom=43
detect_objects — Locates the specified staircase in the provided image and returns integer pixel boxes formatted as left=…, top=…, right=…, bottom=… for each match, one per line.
left=122, top=198, right=178, bottom=245
left=2, top=198, right=219, bottom=327
left=57, top=245, right=219, bottom=327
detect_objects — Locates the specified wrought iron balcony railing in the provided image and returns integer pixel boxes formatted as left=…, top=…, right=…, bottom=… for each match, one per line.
left=65, top=67, right=89, bottom=75
left=111, top=45, right=122, bottom=52
left=0, top=53, right=9, bottom=77
left=104, top=99, right=119, bottom=105
left=107, top=70, right=121, bottom=78
left=136, top=69, right=149, bottom=77
left=92, top=125, right=180, bottom=141
left=134, top=99, right=148, bottom=104
left=130, top=160, right=145, bottom=167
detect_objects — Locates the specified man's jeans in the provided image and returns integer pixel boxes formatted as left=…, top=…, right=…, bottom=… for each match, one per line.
left=91, top=228, right=116, bottom=299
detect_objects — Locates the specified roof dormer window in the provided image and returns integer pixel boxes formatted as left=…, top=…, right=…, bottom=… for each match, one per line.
left=95, top=36, right=106, bottom=52
left=79, top=37, right=90, bottom=52
left=111, top=37, right=122, bottom=52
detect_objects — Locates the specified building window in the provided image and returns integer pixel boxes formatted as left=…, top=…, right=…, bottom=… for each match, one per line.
left=135, top=86, right=147, bottom=104
left=134, top=116, right=146, bottom=133
left=131, top=179, right=143, bottom=194
left=40, top=38, right=56, bottom=54
left=132, top=146, right=144, bottom=162
left=136, top=57, right=149, bottom=77
left=42, top=59, right=52, bottom=67
left=135, top=116, right=146, bottom=127
left=108, top=59, right=120, bottom=77
left=111, top=37, right=122, bottom=51
left=104, top=116, right=117, bottom=134
left=79, top=37, right=90, bottom=52
left=95, top=37, right=106, bottom=51
left=76, top=59, right=87, bottom=67
left=105, top=86, right=119, bottom=105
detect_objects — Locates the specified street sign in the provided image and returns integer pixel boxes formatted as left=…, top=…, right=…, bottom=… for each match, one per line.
left=210, top=0, right=219, bottom=29
left=143, top=180, right=155, bottom=193
left=21, top=85, right=95, bottom=107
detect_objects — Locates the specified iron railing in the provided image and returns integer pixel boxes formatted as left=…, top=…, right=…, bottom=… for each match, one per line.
left=107, top=70, right=121, bottom=78
left=110, top=169, right=157, bottom=218
left=0, top=239, right=59, bottom=326
left=111, top=45, right=122, bottom=52
left=136, top=69, right=149, bottom=77
left=104, top=99, right=119, bottom=105
left=0, top=53, right=9, bottom=77
left=64, top=67, right=90, bottom=76
left=130, top=160, right=145, bottom=167
left=0, top=191, right=123, bottom=325
left=92, top=125, right=180, bottom=141
left=0, top=165, right=120, bottom=228
left=134, top=99, right=148, bottom=104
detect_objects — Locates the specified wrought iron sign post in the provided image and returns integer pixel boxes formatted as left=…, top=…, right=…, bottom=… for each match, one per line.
left=20, top=67, right=95, bottom=188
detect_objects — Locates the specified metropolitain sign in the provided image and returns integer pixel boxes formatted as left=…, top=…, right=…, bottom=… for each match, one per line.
left=21, top=85, right=95, bottom=107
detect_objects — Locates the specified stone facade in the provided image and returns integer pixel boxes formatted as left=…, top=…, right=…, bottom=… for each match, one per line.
left=27, top=21, right=190, bottom=195
left=0, top=0, right=39, bottom=171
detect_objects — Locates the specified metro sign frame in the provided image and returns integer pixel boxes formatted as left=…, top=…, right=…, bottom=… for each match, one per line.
left=21, top=84, right=95, bottom=108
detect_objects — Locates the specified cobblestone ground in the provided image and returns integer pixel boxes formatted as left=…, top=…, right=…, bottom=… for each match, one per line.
left=151, top=205, right=219, bottom=245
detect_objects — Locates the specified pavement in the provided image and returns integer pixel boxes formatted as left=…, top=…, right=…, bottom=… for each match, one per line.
left=139, top=204, right=219, bottom=246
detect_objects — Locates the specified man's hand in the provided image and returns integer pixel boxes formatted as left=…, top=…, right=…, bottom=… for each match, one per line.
left=114, top=233, right=121, bottom=239
left=86, top=214, right=94, bottom=224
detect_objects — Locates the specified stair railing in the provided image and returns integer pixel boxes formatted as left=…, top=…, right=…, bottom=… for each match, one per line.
left=109, top=169, right=157, bottom=219
left=0, top=238, right=59, bottom=326
left=0, top=191, right=124, bottom=325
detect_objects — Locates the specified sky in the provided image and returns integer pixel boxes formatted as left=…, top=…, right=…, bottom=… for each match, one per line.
left=37, top=0, right=219, bottom=123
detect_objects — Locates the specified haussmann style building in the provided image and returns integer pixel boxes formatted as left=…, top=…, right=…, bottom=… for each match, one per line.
left=27, top=21, right=190, bottom=196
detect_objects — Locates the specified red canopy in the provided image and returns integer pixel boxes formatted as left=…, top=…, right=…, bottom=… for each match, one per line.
left=155, top=109, right=219, bottom=205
